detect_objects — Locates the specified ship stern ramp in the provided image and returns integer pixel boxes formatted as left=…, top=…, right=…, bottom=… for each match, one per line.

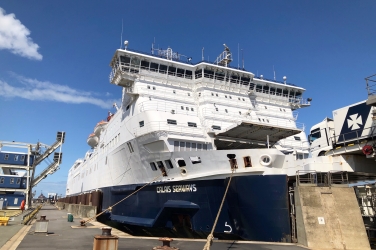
left=213, top=122, right=301, bottom=150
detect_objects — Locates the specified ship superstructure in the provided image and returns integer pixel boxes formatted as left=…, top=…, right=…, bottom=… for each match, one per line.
left=67, top=44, right=312, bottom=194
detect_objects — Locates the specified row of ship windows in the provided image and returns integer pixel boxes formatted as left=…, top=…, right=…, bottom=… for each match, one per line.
left=174, top=141, right=210, bottom=151
left=2, top=154, right=26, bottom=161
left=139, top=120, right=199, bottom=128
left=0, top=177, right=25, bottom=185
left=139, top=120, right=221, bottom=130
left=149, top=155, right=254, bottom=176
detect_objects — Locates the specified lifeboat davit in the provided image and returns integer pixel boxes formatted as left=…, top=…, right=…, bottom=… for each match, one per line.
left=94, top=121, right=108, bottom=137
left=87, top=133, right=99, bottom=148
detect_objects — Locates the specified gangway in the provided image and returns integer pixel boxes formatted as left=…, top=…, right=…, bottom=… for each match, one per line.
left=0, top=131, right=65, bottom=209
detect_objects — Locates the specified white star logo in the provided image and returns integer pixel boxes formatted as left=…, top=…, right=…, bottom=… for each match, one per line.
left=347, top=114, right=362, bottom=130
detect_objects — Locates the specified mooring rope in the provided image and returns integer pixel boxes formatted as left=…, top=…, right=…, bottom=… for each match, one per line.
left=203, top=167, right=235, bottom=250
left=82, top=173, right=163, bottom=224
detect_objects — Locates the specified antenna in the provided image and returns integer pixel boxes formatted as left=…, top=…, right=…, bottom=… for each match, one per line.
left=120, top=19, right=123, bottom=49
left=238, top=43, right=240, bottom=69
left=202, top=47, right=204, bottom=61
left=273, top=65, right=276, bottom=80
left=242, top=49, right=244, bottom=69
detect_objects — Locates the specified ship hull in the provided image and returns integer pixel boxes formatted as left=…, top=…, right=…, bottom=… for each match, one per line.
left=99, top=175, right=291, bottom=242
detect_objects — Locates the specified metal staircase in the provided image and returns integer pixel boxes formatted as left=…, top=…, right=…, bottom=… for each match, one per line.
left=31, top=132, right=65, bottom=187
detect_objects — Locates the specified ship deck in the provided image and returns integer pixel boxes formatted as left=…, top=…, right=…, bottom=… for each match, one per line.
left=0, top=204, right=308, bottom=250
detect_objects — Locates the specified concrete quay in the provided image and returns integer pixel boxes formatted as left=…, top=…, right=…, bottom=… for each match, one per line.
left=0, top=204, right=307, bottom=250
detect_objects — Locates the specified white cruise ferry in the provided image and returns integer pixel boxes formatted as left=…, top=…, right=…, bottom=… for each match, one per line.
left=65, top=42, right=315, bottom=241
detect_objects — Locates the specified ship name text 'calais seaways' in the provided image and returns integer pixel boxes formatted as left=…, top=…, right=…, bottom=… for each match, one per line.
left=65, top=41, right=336, bottom=242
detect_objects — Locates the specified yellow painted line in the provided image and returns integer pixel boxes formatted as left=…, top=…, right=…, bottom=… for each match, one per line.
left=0, top=221, right=34, bottom=250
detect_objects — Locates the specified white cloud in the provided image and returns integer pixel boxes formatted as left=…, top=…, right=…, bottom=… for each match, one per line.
left=0, top=7, right=42, bottom=60
left=0, top=74, right=118, bottom=109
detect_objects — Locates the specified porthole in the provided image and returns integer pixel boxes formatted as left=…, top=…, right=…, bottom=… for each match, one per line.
left=180, top=167, right=187, bottom=176
left=259, top=155, right=272, bottom=166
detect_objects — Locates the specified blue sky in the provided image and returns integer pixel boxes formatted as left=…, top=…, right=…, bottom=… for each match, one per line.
left=0, top=1, right=375, bottom=197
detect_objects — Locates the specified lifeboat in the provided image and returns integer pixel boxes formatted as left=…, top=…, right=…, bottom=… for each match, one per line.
left=87, top=133, right=99, bottom=148
left=94, top=121, right=108, bottom=137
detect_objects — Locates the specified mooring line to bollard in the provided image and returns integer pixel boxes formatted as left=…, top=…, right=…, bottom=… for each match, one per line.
left=202, top=168, right=235, bottom=250
left=82, top=173, right=163, bottom=225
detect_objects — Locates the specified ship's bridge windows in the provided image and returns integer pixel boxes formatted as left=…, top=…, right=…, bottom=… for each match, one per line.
left=0, top=178, right=4, bottom=184
left=180, top=142, right=185, bottom=151
left=150, top=162, right=157, bottom=171
left=270, top=87, right=276, bottom=95
left=203, top=144, right=208, bottom=150
left=230, top=74, right=239, bottom=83
left=215, top=71, right=225, bottom=81
left=263, top=85, right=269, bottom=94
left=283, top=89, right=288, bottom=96
left=294, top=136, right=301, bottom=141
left=120, top=55, right=130, bottom=67
left=150, top=62, right=158, bottom=72
left=177, top=68, right=185, bottom=77
left=185, top=70, right=192, bottom=79
left=159, top=64, right=167, bottom=74
left=204, top=69, right=214, bottom=79
left=168, top=66, right=176, bottom=76
left=10, top=178, right=14, bottom=184
left=256, top=84, right=262, bottom=92
left=165, top=160, right=174, bottom=169
left=139, top=121, right=144, bottom=127
left=17, top=178, right=21, bottom=184
left=195, top=69, right=202, bottom=79
left=295, top=92, right=302, bottom=98
left=21, top=155, right=25, bottom=161
left=14, top=155, right=18, bottom=161
left=141, top=60, right=150, bottom=70
left=130, top=57, right=140, bottom=68
left=4, top=154, right=9, bottom=160
left=197, top=144, right=202, bottom=150
left=276, top=88, right=282, bottom=96
left=241, top=76, right=250, bottom=84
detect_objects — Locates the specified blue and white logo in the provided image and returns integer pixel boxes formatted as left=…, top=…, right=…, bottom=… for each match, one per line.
left=347, top=114, right=363, bottom=130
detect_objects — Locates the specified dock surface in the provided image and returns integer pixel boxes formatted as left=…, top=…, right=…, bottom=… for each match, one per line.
left=0, top=204, right=308, bottom=250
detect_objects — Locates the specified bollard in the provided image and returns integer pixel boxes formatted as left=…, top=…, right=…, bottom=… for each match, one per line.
left=93, top=227, right=118, bottom=250
left=153, top=237, right=179, bottom=250
left=80, top=220, right=86, bottom=227
left=35, top=215, right=49, bottom=233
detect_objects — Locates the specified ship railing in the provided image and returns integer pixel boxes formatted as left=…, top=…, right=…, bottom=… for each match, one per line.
left=366, top=74, right=376, bottom=96
left=330, top=125, right=376, bottom=147
left=296, top=170, right=349, bottom=187
left=296, top=170, right=328, bottom=186
left=275, top=139, right=310, bottom=151
left=200, top=108, right=304, bottom=131
left=133, top=121, right=204, bottom=137
left=328, top=171, right=349, bottom=186
left=139, top=101, right=198, bottom=116
left=195, top=76, right=251, bottom=91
